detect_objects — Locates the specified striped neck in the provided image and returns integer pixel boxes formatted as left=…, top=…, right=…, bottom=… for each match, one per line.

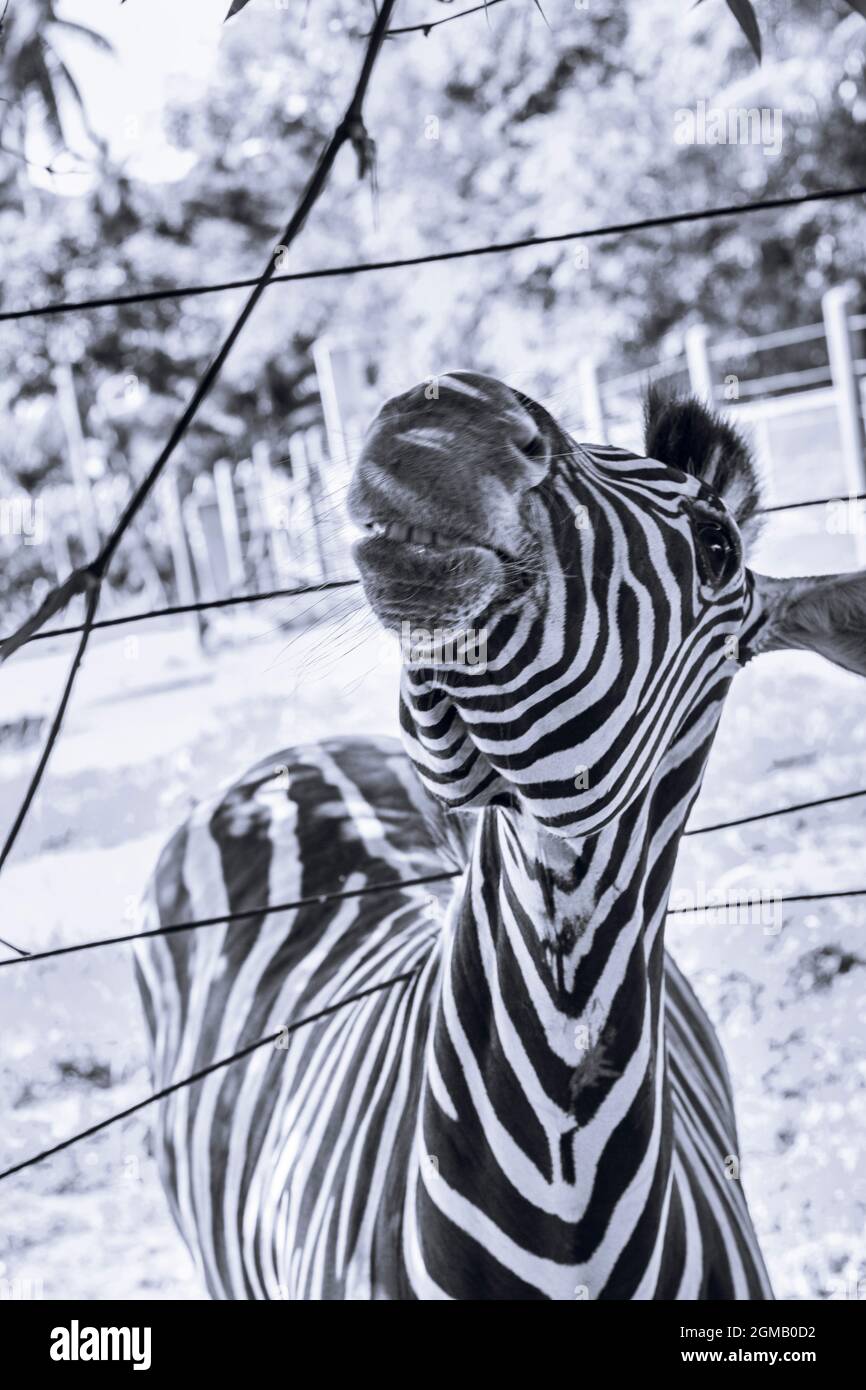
left=408, top=693, right=722, bottom=1299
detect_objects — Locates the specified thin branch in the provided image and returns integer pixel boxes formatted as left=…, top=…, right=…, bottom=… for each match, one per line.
left=0, top=580, right=100, bottom=893
left=383, top=0, right=513, bottom=37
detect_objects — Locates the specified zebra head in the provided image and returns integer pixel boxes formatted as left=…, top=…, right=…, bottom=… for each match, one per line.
left=349, top=371, right=866, bottom=835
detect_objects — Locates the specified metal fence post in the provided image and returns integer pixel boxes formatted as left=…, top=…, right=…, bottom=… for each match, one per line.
left=823, top=286, right=866, bottom=489
left=685, top=324, right=714, bottom=403
left=823, top=285, right=866, bottom=563
left=252, top=440, right=294, bottom=582
left=156, top=473, right=203, bottom=644
left=213, top=459, right=245, bottom=593
left=52, top=361, right=101, bottom=556
left=577, top=358, right=607, bottom=441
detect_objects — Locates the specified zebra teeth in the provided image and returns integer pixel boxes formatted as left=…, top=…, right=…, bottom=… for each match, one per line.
left=365, top=521, right=447, bottom=548
left=407, top=526, right=436, bottom=546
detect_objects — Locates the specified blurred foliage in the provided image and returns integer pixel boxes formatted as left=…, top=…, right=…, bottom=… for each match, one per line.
left=0, top=0, right=864, bottom=595
left=225, top=0, right=866, bottom=60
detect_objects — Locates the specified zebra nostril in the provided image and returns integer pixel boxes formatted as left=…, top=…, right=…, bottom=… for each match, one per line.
left=521, top=430, right=546, bottom=460
left=513, top=424, right=548, bottom=468
left=509, top=406, right=548, bottom=466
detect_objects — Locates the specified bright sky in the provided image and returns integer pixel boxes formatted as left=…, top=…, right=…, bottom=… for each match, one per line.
left=40, top=0, right=229, bottom=187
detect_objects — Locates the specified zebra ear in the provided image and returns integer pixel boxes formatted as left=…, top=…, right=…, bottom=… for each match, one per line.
left=643, top=387, right=763, bottom=554
left=747, top=571, right=866, bottom=677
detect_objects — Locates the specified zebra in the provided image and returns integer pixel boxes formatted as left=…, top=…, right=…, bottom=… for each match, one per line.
left=134, top=372, right=866, bottom=1300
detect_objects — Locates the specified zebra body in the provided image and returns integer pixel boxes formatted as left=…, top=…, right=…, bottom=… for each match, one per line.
left=137, top=372, right=866, bottom=1298
left=136, top=731, right=770, bottom=1299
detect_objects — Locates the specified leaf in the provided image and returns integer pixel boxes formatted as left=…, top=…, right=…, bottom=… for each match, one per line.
left=225, top=0, right=254, bottom=19
left=725, top=0, right=762, bottom=62
left=51, top=53, right=108, bottom=153
left=51, top=55, right=86, bottom=115
left=52, top=20, right=115, bottom=54
left=33, top=60, right=65, bottom=144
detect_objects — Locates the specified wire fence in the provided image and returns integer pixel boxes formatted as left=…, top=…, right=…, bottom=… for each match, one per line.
left=2, top=11, right=865, bottom=1188
left=1, top=185, right=863, bottom=326
left=0, top=870, right=463, bottom=965
left=3, top=488, right=864, bottom=650
left=3, top=785, right=866, bottom=968
left=0, top=577, right=360, bottom=646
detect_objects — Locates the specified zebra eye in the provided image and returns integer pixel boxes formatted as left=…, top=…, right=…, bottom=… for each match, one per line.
left=696, top=519, right=738, bottom=587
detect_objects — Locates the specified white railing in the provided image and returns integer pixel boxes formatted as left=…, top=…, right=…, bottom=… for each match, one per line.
left=2, top=336, right=364, bottom=643
left=0, top=425, right=356, bottom=642
left=578, top=286, right=866, bottom=574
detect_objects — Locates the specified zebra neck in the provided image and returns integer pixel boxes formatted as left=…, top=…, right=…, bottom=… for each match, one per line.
left=418, top=710, right=717, bottom=1268
left=446, top=784, right=679, bottom=1122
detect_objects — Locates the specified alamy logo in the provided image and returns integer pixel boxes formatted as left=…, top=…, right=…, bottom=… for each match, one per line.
left=49, top=1320, right=152, bottom=1371
left=669, top=882, right=782, bottom=935
left=399, top=621, right=488, bottom=669
left=0, top=496, right=43, bottom=545
left=0, top=1276, right=43, bottom=1299
left=826, top=496, right=866, bottom=535
left=674, top=99, right=783, bottom=157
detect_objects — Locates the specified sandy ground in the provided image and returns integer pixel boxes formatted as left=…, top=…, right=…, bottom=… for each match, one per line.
left=1, top=597, right=864, bottom=1302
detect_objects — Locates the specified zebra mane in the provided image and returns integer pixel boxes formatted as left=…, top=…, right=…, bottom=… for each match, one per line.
left=642, top=385, right=763, bottom=550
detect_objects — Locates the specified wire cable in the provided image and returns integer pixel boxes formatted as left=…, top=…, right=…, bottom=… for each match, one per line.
left=0, top=871, right=462, bottom=969
left=683, top=785, right=866, bottom=836
left=6, top=784, right=866, bottom=968
left=3, top=481, right=863, bottom=653
left=667, top=886, right=866, bottom=915
left=1, top=185, right=862, bottom=326
left=0, top=967, right=422, bottom=1183
left=0, top=578, right=360, bottom=647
